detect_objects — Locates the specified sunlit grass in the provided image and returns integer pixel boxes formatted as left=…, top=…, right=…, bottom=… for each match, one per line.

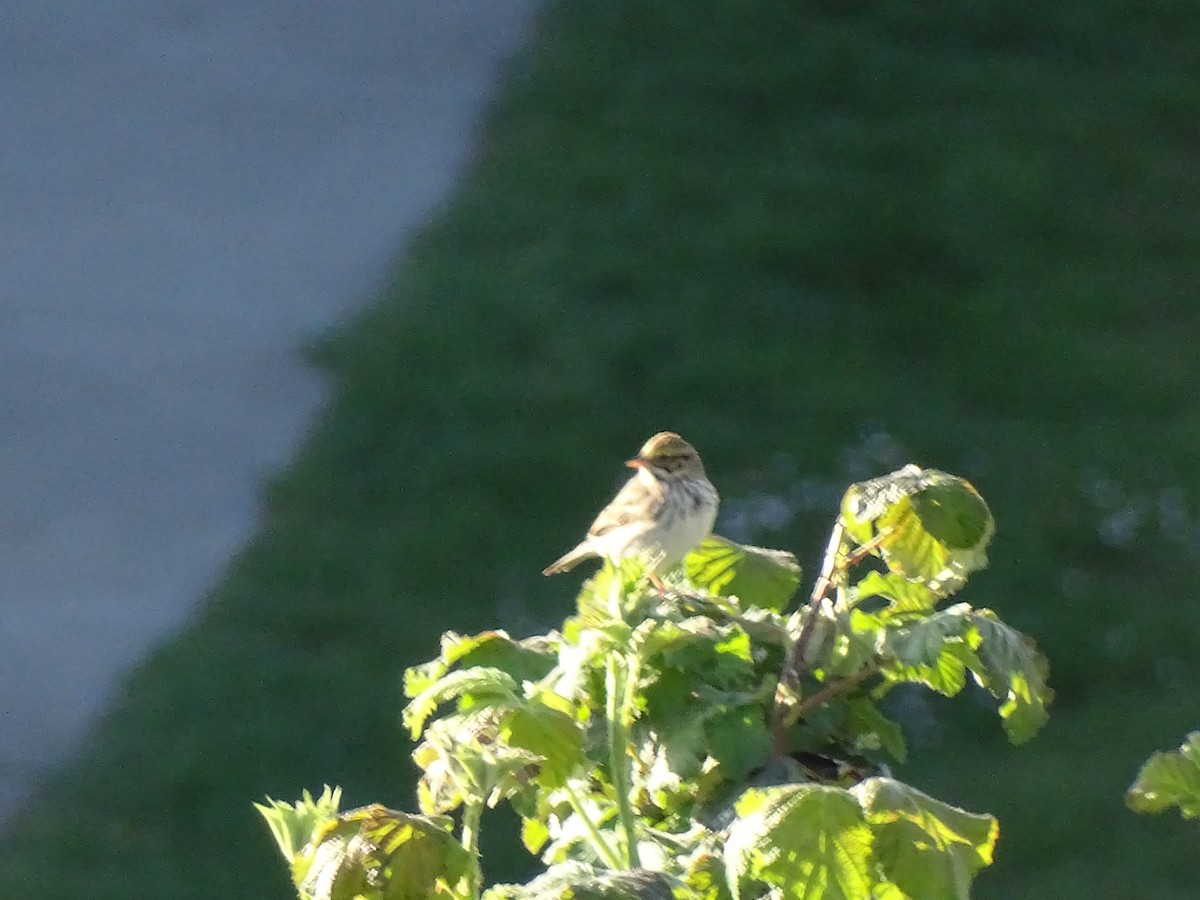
left=3, top=1, right=1200, bottom=897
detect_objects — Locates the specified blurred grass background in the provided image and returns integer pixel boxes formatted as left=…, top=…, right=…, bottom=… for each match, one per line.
left=4, top=0, right=1200, bottom=896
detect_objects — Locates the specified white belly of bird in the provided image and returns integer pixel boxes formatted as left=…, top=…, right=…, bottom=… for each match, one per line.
left=612, top=497, right=718, bottom=573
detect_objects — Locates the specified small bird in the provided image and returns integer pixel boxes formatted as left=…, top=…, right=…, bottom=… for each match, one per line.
left=543, top=432, right=719, bottom=586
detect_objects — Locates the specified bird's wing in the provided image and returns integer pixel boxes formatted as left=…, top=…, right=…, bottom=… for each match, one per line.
left=587, top=475, right=664, bottom=539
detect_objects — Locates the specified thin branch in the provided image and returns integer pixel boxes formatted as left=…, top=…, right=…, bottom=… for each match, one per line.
left=840, top=528, right=891, bottom=570
left=784, top=663, right=882, bottom=730
left=780, top=521, right=846, bottom=694
left=771, top=520, right=888, bottom=758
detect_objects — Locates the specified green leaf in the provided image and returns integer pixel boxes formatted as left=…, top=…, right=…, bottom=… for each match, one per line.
left=412, top=710, right=541, bottom=814
left=412, top=710, right=501, bottom=816
left=675, top=626, right=756, bottom=689
left=485, top=863, right=682, bottom=899
left=521, top=816, right=551, bottom=855
left=879, top=611, right=978, bottom=697
left=725, top=784, right=872, bottom=900
left=825, top=608, right=884, bottom=678
left=292, top=805, right=469, bottom=900
left=254, top=786, right=343, bottom=864
left=1127, top=732, right=1200, bottom=820
left=640, top=666, right=694, bottom=726
left=876, top=605, right=1051, bottom=744
left=556, top=621, right=623, bottom=707
left=500, top=699, right=586, bottom=789
left=685, top=536, right=802, bottom=611
left=840, top=466, right=994, bottom=597
left=851, top=571, right=938, bottom=614
left=964, top=609, right=1053, bottom=744
left=629, top=618, right=690, bottom=665
left=445, top=630, right=558, bottom=683
left=680, top=847, right=735, bottom=900
left=404, top=632, right=556, bottom=701
left=705, top=705, right=773, bottom=783
left=714, top=628, right=754, bottom=666
left=853, top=777, right=998, bottom=900
left=403, top=666, right=521, bottom=739
left=633, top=716, right=709, bottom=815
left=574, top=558, right=656, bottom=625
left=635, top=617, right=758, bottom=696
left=845, top=698, right=907, bottom=763
left=403, top=658, right=448, bottom=703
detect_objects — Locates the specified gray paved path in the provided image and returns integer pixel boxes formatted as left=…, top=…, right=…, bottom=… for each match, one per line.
left=0, top=0, right=538, bottom=819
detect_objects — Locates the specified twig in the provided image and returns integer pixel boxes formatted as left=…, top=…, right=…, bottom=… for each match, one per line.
left=840, top=528, right=891, bottom=570
left=782, top=522, right=846, bottom=691
left=770, top=520, right=888, bottom=758
left=783, top=663, right=881, bottom=730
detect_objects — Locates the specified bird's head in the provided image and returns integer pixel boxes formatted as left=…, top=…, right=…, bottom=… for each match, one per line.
left=626, top=431, right=706, bottom=479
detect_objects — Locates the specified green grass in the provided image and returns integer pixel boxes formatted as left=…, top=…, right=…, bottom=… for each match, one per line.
left=5, top=0, right=1200, bottom=896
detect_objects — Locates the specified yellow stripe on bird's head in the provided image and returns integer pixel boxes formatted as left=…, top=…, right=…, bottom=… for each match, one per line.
left=626, top=431, right=705, bottom=477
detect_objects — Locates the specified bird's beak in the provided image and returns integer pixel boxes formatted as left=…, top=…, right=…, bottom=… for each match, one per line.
left=625, top=457, right=649, bottom=469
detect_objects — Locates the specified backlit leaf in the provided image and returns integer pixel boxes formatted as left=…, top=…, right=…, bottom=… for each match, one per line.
left=403, top=666, right=521, bottom=739
left=1127, top=732, right=1200, bottom=820
left=575, top=558, right=656, bottom=626
left=500, top=699, right=586, bottom=789
left=485, top=863, right=681, bottom=899
left=879, top=611, right=978, bottom=697
left=854, top=778, right=997, bottom=899
left=965, top=609, right=1053, bottom=744
left=405, top=632, right=557, bottom=700
left=293, top=805, right=469, bottom=900
left=725, top=784, right=872, bottom=900
left=680, top=847, right=735, bottom=900
left=685, top=536, right=802, bottom=611
left=412, top=709, right=541, bottom=814
left=521, top=816, right=551, bottom=855
left=845, top=698, right=907, bottom=763
left=448, top=631, right=558, bottom=682
left=851, top=571, right=938, bottom=615
left=876, top=605, right=1051, bottom=744
left=840, top=466, right=994, bottom=597
left=255, top=786, right=342, bottom=865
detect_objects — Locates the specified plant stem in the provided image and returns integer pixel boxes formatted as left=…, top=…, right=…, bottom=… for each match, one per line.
left=460, top=799, right=484, bottom=900
left=607, top=560, right=624, bottom=619
left=606, top=653, right=641, bottom=868
left=563, top=781, right=623, bottom=869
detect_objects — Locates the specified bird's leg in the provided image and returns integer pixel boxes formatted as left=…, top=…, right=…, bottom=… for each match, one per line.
left=649, top=572, right=668, bottom=596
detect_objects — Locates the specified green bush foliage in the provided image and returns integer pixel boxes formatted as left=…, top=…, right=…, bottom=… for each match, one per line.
left=260, top=467, right=1050, bottom=899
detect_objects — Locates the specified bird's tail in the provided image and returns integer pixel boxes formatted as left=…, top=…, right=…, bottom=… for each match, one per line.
left=542, top=545, right=594, bottom=576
